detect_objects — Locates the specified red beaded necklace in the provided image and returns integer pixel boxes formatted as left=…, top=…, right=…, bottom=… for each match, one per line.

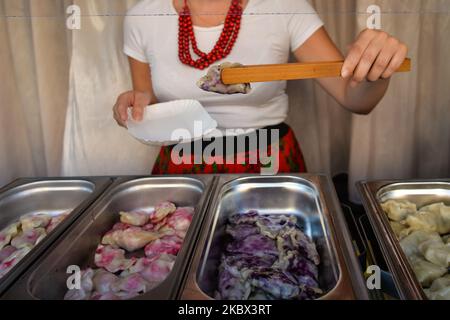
left=178, top=0, right=243, bottom=70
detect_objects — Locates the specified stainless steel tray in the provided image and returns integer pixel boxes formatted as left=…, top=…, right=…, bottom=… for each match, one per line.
left=357, top=179, right=450, bottom=300
left=1, top=175, right=216, bottom=300
left=181, top=175, right=369, bottom=300
left=0, top=177, right=112, bottom=295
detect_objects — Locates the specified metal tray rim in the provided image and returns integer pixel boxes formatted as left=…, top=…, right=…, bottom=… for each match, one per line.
left=4, top=175, right=216, bottom=300
left=182, top=174, right=368, bottom=300
left=204, top=175, right=342, bottom=295
left=0, top=177, right=113, bottom=296
left=356, top=179, right=450, bottom=300
left=340, top=204, right=367, bottom=261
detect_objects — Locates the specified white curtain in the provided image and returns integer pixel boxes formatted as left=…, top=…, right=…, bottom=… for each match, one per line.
left=61, top=0, right=157, bottom=176
left=1, top=0, right=449, bottom=202
left=287, top=0, right=450, bottom=201
left=348, top=0, right=450, bottom=201
left=0, top=0, right=72, bottom=183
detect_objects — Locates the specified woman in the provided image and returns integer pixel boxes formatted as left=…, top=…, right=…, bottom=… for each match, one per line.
left=113, top=0, right=408, bottom=175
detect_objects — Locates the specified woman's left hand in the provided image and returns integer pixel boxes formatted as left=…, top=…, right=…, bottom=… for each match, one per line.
left=342, top=29, right=408, bottom=87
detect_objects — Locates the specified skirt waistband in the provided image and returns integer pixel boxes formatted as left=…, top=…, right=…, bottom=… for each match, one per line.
left=176, top=122, right=291, bottom=156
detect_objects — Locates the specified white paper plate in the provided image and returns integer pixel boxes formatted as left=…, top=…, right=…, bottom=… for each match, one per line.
left=127, top=100, right=218, bottom=146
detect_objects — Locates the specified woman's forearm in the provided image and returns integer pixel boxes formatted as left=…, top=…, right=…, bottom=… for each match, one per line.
left=343, top=78, right=390, bottom=115
left=128, top=57, right=158, bottom=104
left=296, top=28, right=407, bottom=115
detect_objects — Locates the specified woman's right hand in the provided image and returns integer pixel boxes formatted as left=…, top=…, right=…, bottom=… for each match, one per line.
left=113, top=90, right=152, bottom=128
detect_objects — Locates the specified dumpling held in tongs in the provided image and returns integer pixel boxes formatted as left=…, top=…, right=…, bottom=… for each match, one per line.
left=197, top=62, right=251, bottom=95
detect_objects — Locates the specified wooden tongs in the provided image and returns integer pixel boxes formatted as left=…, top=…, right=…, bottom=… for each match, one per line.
left=221, top=58, right=411, bottom=85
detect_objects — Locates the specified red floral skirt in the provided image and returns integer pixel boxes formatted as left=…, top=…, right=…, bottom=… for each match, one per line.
left=151, top=124, right=306, bottom=175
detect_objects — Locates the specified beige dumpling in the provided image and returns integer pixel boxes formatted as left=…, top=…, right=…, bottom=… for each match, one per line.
left=418, top=235, right=450, bottom=268
left=400, top=230, right=450, bottom=267
left=400, top=230, right=437, bottom=257
left=407, top=254, right=447, bottom=287
left=399, top=228, right=414, bottom=239
left=20, top=213, right=52, bottom=231
left=150, top=202, right=176, bottom=223
left=381, top=200, right=417, bottom=221
left=11, top=228, right=47, bottom=249
left=443, top=234, right=450, bottom=244
left=390, top=221, right=408, bottom=239
left=119, top=211, right=149, bottom=227
left=424, top=275, right=450, bottom=300
left=406, top=203, right=450, bottom=235
left=0, top=222, right=20, bottom=250
left=419, top=202, right=450, bottom=214
left=102, top=227, right=160, bottom=252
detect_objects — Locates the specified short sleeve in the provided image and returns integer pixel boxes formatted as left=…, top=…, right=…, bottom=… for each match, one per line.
left=283, top=0, right=324, bottom=52
left=123, top=13, right=149, bottom=63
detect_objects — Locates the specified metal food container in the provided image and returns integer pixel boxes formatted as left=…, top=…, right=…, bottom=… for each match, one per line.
left=357, top=179, right=450, bottom=300
left=2, top=176, right=216, bottom=300
left=0, top=177, right=112, bottom=295
left=181, top=175, right=369, bottom=300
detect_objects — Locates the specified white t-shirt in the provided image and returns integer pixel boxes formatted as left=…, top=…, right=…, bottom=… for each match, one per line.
left=124, top=0, right=323, bottom=130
